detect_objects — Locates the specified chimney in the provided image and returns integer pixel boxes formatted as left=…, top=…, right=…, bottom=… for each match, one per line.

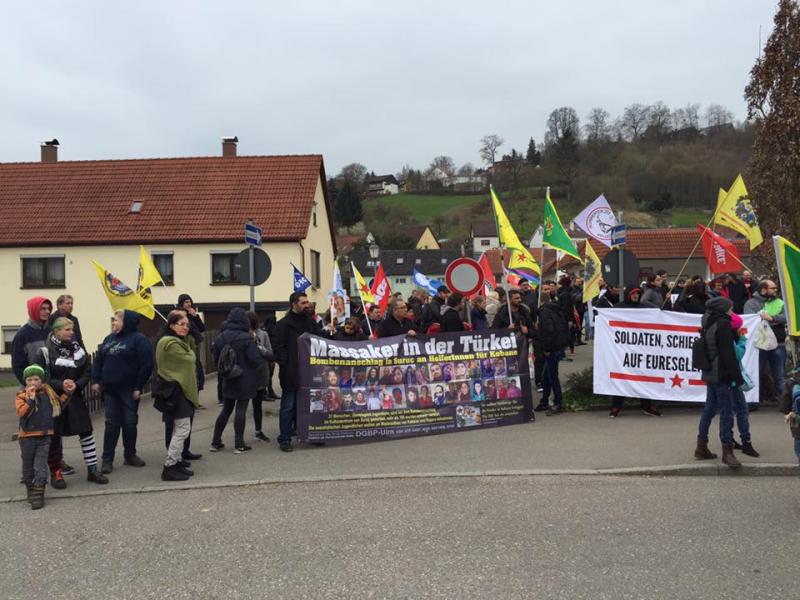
left=40, top=139, right=59, bottom=163
left=221, top=136, right=238, bottom=157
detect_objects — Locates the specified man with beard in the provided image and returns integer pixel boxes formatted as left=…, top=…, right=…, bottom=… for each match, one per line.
left=274, top=292, right=322, bottom=452
left=745, top=279, right=788, bottom=403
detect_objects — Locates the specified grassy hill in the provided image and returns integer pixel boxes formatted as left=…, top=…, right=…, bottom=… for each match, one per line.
left=369, top=193, right=487, bottom=223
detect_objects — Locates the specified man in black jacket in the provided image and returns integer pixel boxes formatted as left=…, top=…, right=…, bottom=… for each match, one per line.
left=361, top=304, right=382, bottom=337
left=378, top=298, right=417, bottom=337
left=556, top=276, right=576, bottom=354
left=273, top=292, right=322, bottom=452
left=49, top=295, right=83, bottom=347
left=440, top=293, right=465, bottom=333
left=421, top=286, right=450, bottom=331
left=696, top=296, right=745, bottom=468
left=491, top=290, right=533, bottom=333
left=608, top=287, right=662, bottom=418
left=537, top=291, right=570, bottom=415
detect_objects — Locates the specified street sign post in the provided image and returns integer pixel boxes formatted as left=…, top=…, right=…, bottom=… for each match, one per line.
left=601, top=248, right=640, bottom=289
left=242, top=220, right=265, bottom=311
left=445, top=257, right=485, bottom=327
left=610, top=224, right=627, bottom=246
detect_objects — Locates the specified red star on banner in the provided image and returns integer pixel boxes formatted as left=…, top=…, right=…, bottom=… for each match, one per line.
left=517, top=253, right=526, bottom=262
left=670, top=374, right=684, bottom=388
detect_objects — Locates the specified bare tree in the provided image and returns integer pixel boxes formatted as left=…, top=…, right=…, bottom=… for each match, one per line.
left=479, top=134, right=504, bottom=166
left=619, top=103, right=651, bottom=140
left=457, top=162, right=475, bottom=176
left=672, top=103, right=701, bottom=130
left=338, top=163, right=368, bottom=188
left=545, top=107, right=580, bottom=144
left=704, top=103, right=735, bottom=127
left=584, top=107, right=611, bottom=142
left=429, top=155, right=456, bottom=175
left=644, top=101, right=672, bottom=139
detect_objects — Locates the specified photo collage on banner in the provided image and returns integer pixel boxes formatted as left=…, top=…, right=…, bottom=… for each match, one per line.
left=299, top=331, right=533, bottom=443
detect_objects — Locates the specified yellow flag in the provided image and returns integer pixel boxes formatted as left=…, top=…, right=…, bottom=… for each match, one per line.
left=137, top=246, right=163, bottom=292
left=714, top=174, right=763, bottom=250
left=351, top=262, right=375, bottom=304
left=490, top=187, right=541, bottom=277
left=93, top=261, right=154, bottom=319
left=583, top=242, right=602, bottom=303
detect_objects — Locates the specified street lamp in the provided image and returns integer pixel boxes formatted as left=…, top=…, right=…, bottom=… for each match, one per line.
left=368, top=242, right=380, bottom=280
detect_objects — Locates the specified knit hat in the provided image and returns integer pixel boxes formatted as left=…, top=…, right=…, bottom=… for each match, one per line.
left=730, top=313, right=743, bottom=330
left=706, top=296, right=733, bottom=313
left=23, top=364, right=45, bottom=381
left=51, top=316, right=73, bottom=331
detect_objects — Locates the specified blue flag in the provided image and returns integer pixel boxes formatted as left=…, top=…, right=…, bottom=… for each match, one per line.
left=412, top=268, right=443, bottom=295
left=292, top=263, right=312, bottom=292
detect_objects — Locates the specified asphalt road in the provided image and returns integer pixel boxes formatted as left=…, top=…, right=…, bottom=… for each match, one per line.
left=2, top=475, right=797, bottom=600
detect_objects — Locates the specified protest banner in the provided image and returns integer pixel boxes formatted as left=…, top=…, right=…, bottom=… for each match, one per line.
left=593, top=308, right=760, bottom=403
left=297, top=330, right=533, bottom=443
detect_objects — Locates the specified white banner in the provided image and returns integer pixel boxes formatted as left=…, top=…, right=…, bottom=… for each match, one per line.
left=593, top=309, right=760, bottom=403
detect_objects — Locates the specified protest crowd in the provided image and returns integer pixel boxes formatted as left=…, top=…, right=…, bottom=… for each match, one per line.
left=11, top=182, right=800, bottom=510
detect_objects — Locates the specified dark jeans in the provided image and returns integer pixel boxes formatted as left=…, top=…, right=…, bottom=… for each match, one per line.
left=533, top=356, right=544, bottom=387
left=102, top=387, right=139, bottom=461
left=267, top=362, right=277, bottom=397
left=759, top=346, right=786, bottom=401
left=20, top=435, right=51, bottom=486
left=212, top=397, right=248, bottom=448
left=611, top=397, right=652, bottom=410
left=731, top=387, right=751, bottom=443
left=47, top=435, right=63, bottom=471
left=164, top=415, right=194, bottom=453
left=541, top=352, right=563, bottom=406
left=278, top=388, right=297, bottom=445
left=698, top=383, right=735, bottom=445
left=253, top=389, right=266, bottom=432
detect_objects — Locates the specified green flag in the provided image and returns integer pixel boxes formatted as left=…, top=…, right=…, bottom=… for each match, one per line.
left=773, top=235, right=800, bottom=336
left=543, top=188, right=582, bottom=262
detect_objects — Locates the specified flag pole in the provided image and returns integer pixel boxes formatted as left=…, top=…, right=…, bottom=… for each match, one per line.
left=661, top=209, right=720, bottom=308
left=351, top=261, right=373, bottom=337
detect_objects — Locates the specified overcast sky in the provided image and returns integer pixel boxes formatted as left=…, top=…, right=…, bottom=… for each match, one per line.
left=0, top=1, right=779, bottom=176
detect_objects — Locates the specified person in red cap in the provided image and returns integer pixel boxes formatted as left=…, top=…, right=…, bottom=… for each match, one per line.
left=11, top=297, right=52, bottom=385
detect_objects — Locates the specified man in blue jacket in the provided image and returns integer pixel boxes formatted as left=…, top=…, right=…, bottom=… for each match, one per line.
left=92, top=310, right=154, bottom=473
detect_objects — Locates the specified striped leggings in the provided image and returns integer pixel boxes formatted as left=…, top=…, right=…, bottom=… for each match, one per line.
left=47, top=432, right=99, bottom=471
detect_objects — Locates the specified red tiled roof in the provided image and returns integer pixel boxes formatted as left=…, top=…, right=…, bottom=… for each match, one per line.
left=0, top=155, right=332, bottom=247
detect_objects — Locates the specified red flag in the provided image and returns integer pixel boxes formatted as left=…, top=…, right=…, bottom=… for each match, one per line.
left=370, top=263, right=392, bottom=315
left=697, top=224, right=741, bottom=274
left=478, top=252, right=497, bottom=295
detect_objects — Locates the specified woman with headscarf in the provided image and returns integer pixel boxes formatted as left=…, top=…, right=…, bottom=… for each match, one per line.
left=36, top=317, right=108, bottom=487
left=155, top=310, right=199, bottom=481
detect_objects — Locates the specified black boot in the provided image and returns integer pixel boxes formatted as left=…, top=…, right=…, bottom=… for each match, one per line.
left=87, top=464, right=109, bottom=484
left=30, top=484, right=45, bottom=510
left=741, top=441, right=760, bottom=457
left=161, top=464, right=190, bottom=482
left=176, top=461, right=194, bottom=476
left=23, top=480, right=33, bottom=504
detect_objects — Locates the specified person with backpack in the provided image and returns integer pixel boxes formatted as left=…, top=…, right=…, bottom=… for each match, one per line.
left=210, top=307, right=262, bottom=454
left=609, top=287, right=662, bottom=418
left=274, top=292, right=323, bottom=452
left=537, top=286, right=570, bottom=415
left=694, top=296, right=745, bottom=468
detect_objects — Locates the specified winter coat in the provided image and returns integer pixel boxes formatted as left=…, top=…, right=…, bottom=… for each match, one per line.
left=421, top=296, right=446, bottom=329
left=700, top=308, right=744, bottom=387
left=48, top=311, right=84, bottom=347
left=92, top=311, right=154, bottom=391
left=470, top=307, right=488, bottom=331
left=440, top=306, right=465, bottom=332
left=640, top=286, right=663, bottom=308
left=274, top=309, right=323, bottom=391
left=211, top=307, right=262, bottom=400
left=11, top=297, right=52, bottom=385
left=331, top=328, right=368, bottom=342
left=36, top=334, right=93, bottom=436
left=538, top=301, right=570, bottom=353
left=744, top=292, right=787, bottom=344
left=675, top=293, right=708, bottom=315
left=615, top=287, right=647, bottom=309
left=377, top=315, right=415, bottom=338
left=557, top=287, right=575, bottom=324
left=254, top=329, right=275, bottom=390
left=491, top=304, right=534, bottom=334
left=727, top=279, right=748, bottom=314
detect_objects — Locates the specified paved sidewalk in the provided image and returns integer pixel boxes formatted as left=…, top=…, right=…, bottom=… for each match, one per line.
left=2, top=344, right=797, bottom=502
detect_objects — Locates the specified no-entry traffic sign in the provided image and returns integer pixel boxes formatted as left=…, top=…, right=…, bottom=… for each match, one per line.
left=445, top=257, right=485, bottom=296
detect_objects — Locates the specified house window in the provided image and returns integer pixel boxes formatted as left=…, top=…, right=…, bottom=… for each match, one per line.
left=152, top=252, right=174, bottom=286
left=396, top=257, right=404, bottom=264
left=396, top=277, right=407, bottom=284
left=21, top=256, right=65, bottom=288
left=310, top=250, right=321, bottom=288
left=415, top=259, right=422, bottom=265
left=2, top=326, right=19, bottom=354
left=210, top=252, right=240, bottom=284
left=312, top=203, right=318, bottom=227
left=441, top=258, right=448, bottom=265
left=481, top=239, right=491, bottom=247
left=366, top=260, right=375, bottom=267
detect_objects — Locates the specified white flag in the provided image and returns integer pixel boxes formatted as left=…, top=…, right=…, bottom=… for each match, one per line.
left=572, top=194, right=618, bottom=248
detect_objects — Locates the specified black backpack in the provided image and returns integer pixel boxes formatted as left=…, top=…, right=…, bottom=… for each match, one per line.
left=691, top=327, right=713, bottom=371
left=217, top=344, right=243, bottom=379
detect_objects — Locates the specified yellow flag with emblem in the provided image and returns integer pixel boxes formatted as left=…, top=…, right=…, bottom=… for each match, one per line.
left=714, top=174, right=763, bottom=250
left=583, top=241, right=602, bottom=303
left=490, top=186, right=541, bottom=281
left=93, top=261, right=155, bottom=319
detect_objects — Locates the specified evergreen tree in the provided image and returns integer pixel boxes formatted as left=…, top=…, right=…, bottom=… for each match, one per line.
left=526, top=137, right=541, bottom=165
left=333, top=180, right=363, bottom=227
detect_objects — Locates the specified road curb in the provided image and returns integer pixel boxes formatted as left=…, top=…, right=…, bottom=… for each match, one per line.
left=1, top=462, right=797, bottom=504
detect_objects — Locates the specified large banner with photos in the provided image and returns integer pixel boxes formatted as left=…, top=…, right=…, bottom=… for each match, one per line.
left=297, top=331, right=533, bottom=444
left=593, top=308, right=760, bottom=403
